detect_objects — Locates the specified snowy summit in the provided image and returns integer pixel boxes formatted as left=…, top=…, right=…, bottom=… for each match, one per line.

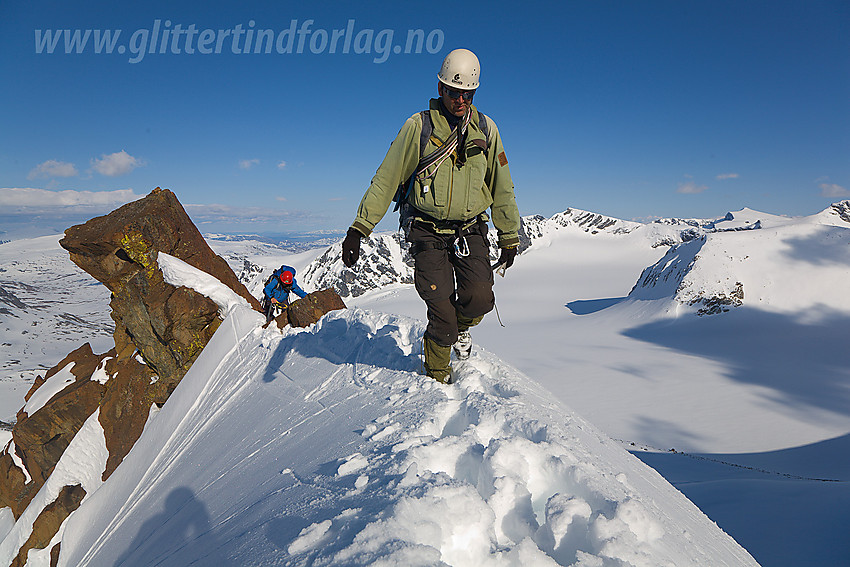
left=4, top=200, right=850, bottom=566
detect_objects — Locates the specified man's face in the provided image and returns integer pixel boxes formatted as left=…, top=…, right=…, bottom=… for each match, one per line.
left=439, top=83, right=475, bottom=117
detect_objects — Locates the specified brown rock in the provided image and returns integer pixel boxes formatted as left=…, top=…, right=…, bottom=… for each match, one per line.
left=2, top=344, right=116, bottom=519
left=22, top=343, right=107, bottom=405
left=50, top=543, right=61, bottom=567
left=58, top=187, right=251, bottom=392
left=99, top=356, right=157, bottom=480
left=107, top=269, right=220, bottom=393
left=4, top=343, right=109, bottom=516
left=59, top=187, right=261, bottom=311
left=9, top=484, right=86, bottom=567
left=0, top=452, right=32, bottom=518
left=13, top=378, right=105, bottom=488
left=2, top=188, right=264, bottom=557
left=281, top=288, right=346, bottom=328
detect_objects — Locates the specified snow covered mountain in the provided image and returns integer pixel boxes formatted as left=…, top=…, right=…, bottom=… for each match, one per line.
left=3, top=200, right=850, bottom=566
left=629, top=201, right=850, bottom=316
left=0, top=236, right=113, bottom=419
left=301, top=231, right=415, bottom=299
left=289, top=208, right=744, bottom=300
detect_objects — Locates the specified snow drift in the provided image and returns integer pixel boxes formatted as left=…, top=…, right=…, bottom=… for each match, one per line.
left=50, top=297, right=756, bottom=566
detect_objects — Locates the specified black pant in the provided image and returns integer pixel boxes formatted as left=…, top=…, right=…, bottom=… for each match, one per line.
left=264, top=297, right=288, bottom=322
left=407, top=220, right=495, bottom=347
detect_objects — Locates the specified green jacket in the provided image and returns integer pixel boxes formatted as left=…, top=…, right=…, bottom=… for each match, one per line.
left=351, top=98, right=520, bottom=248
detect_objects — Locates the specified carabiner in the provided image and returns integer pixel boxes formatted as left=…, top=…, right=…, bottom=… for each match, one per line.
left=453, top=235, right=470, bottom=257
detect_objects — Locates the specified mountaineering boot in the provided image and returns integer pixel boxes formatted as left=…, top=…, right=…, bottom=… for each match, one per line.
left=453, top=330, right=472, bottom=360
left=424, top=335, right=453, bottom=384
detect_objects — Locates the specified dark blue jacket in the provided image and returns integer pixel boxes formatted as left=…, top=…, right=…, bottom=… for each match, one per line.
left=263, top=265, right=307, bottom=304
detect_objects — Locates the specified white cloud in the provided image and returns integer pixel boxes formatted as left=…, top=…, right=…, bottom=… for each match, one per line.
left=276, top=196, right=288, bottom=202
left=0, top=187, right=140, bottom=208
left=631, top=215, right=663, bottom=223
left=27, top=160, right=79, bottom=180
left=183, top=203, right=310, bottom=223
left=91, top=150, right=144, bottom=177
left=716, top=173, right=739, bottom=180
left=277, top=161, right=287, bottom=170
left=819, top=183, right=850, bottom=198
left=239, top=159, right=260, bottom=170
left=676, top=181, right=708, bottom=194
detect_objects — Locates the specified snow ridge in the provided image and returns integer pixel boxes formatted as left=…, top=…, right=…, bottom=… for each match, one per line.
left=56, top=306, right=756, bottom=566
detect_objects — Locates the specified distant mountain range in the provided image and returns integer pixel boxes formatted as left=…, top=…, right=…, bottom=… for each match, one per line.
left=4, top=201, right=848, bottom=411
left=292, top=205, right=849, bottom=301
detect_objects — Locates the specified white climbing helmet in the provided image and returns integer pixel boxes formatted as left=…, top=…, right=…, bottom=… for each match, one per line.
left=437, top=48, right=480, bottom=90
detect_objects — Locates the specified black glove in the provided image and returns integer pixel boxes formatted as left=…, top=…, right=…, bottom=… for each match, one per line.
left=342, top=228, right=363, bottom=267
left=497, top=246, right=518, bottom=270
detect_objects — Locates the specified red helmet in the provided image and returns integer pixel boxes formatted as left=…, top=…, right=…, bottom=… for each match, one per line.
left=279, top=271, right=293, bottom=285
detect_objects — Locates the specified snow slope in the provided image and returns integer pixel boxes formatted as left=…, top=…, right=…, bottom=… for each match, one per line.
left=345, top=204, right=850, bottom=566
left=0, top=235, right=113, bottom=420
left=5, top=202, right=850, bottom=566
left=57, top=304, right=757, bottom=566
left=0, top=408, right=108, bottom=567
left=630, top=210, right=850, bottom=316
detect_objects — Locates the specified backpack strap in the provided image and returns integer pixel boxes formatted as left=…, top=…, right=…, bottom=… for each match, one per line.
left=476, top=110, right=489, bottom=147
left=419, top=110, right=433, bottom=159
left=392, top=108, right=491, bottom=223
left=393, top=110, right=433, bottom=213
left=393, top=108, right=473, bottom=213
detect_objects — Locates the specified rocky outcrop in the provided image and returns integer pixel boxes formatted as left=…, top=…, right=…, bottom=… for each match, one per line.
left=0, top=455, right=29, bottom=520
left=1, top=187, right=264, bottom=563
left=688, top=281, right=745, bottom=316
left=60, top=187, right=260, bottom=311
left=59, top=186, right=261, bottom=395
left=99, top=356, right=157, bottom=480
left=1, top=344, right=109, bottom=516
left=13, top=374, right=104, bottom=486
left=9, top=484, right=85, bottom=567
left=273, top=289, right=346, bottom=329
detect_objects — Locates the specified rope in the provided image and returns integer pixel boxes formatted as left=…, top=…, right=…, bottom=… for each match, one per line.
left=415, top=108, right=471, bottom=185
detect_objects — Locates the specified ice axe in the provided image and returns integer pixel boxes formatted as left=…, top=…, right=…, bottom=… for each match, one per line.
left=491, top=246, right=518, bottom=277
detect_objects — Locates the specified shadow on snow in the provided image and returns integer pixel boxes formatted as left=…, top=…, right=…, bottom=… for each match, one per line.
left=632, top=433, right=850, bottom=567
left=115, top=487, right=222, bottom=567
left=621, top=306, right=850, bottom=417
left=262, top=315, right=422, bottom=383
left=565, top=297, right=626, bottom=315
left=779, top=225, right=850, bottom=267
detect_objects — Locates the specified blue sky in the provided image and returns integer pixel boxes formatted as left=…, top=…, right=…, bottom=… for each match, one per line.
left=1, top=0, right=848, bottom=238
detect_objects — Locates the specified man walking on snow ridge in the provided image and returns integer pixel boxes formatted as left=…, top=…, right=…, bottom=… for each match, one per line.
left=341, top=48, right=521, bottom=384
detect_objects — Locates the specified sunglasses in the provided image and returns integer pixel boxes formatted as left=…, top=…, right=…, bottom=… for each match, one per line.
left=444, top=86, right=475, bottom=101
